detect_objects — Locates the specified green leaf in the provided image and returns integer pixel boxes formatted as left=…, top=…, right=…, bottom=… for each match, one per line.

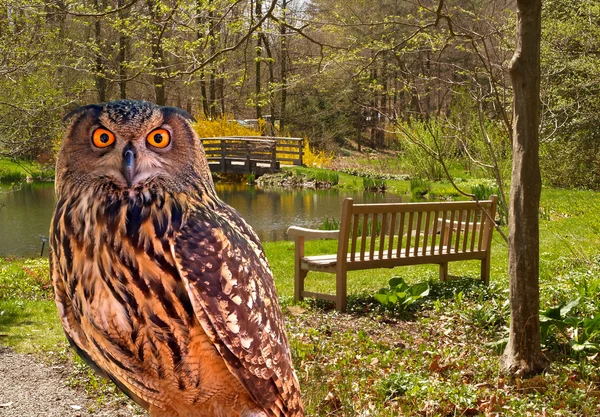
left=388, top=277, right=406, bottom=288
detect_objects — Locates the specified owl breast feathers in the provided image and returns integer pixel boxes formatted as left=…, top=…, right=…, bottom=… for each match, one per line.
left=49, top=100, right=304, bottom=417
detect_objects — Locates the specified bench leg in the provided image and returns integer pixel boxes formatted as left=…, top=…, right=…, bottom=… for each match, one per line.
left=439, top=262, right=448, bottom=282
left=294, top=268, right=308, bottom=302
left=481, top=257, right=490, bottom=286
left=335, top=269, right=347, bottom=312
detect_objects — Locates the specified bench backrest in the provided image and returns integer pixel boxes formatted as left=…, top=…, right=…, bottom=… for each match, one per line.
left=337, top=196, right=498, bottom=265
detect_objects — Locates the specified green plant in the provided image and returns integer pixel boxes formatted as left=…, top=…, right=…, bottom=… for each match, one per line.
left=374, top=277, right=430, bottom=310
left=246, top=173, right=256, bottom=184
left=540, top=298, right=600, bottom=353
left=0, top=169, right=26, bottom=183
left=363, top=176, right=386, bottom=192
left=318, top=217, right=340, bottom=230
left=410, top=177, right=431, bottom=198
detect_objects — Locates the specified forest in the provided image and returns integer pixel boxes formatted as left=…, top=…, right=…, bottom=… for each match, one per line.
left=1, top=0, right=599, bottom=189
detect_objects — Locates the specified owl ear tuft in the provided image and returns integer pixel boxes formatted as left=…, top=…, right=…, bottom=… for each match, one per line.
left=63, top=104, right=103, bottom=123
left=160, top=106, right=197, bottom=123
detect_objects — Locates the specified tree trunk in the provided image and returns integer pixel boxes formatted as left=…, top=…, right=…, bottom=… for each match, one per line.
left=117, top=0, right=128, bottom=99
left=93, top=0, right=106, bottom=102
left=146, top=0, right=166, bottom=106
left=279, top=0, right=287, bottom=134
left=255, top=0, right=263, bottom=120
left=501, top=0, right=547, bottom=377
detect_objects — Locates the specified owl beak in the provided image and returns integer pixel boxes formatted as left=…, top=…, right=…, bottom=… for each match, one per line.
left=122, top=143, right=136, bottom=187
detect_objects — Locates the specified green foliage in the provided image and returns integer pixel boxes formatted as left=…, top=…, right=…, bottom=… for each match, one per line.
left=362, top=176, right=386, bottom=192
left=318, top=217, right=340, bottom=231
left=397, top=119, right=448, bottom=181
left=410, top=177, right=431, bottom=199
left=540, top=0, right=600, bottom=189
left=310, top=171, right=339, bottom=185
left=246, top=173, right=256, bottom=185
left=471, top=183, right=507, bottom=224
left=540, top=298, right=600, bottom=354
left=374, top=277, right=430, bottom=310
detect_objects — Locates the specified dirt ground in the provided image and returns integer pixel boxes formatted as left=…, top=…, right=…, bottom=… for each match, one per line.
left=0, top=347, right=146, bottom=417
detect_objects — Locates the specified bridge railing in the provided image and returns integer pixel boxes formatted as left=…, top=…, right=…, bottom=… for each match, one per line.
left=199, top=137, right=303, bottom=174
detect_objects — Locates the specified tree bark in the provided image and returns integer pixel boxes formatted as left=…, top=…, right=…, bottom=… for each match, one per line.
left=501, top=0, right=548, bottom=377
left=279, top=0, right=288, bottom=133
left=117, top=0, right=128, bottom=99
left=93, top=0, right=106, bottom=102
left=255, top=0, right=263, bottom=120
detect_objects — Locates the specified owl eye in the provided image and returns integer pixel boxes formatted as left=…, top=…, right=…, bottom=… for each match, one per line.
left=92, top=128, right=115, bottom=148
left=147, top=129, right=171, bottom=149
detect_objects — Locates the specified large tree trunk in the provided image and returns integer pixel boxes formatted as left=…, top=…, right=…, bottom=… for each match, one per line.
left=501, top=0, right=547, bottom=376
left=93, top=0, right=106, bottom=102
left=279, top=0, right=287, bottom=134
left=255, top=0, right=263, bottom=120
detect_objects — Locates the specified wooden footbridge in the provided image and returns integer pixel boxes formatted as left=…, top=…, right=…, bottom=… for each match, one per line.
left=199, top=136, right=303, bottom=175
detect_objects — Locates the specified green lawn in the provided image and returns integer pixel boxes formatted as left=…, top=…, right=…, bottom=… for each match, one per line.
left=1, top=185, right=600, bottom=415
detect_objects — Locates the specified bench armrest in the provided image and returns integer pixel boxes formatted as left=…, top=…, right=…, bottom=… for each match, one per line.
left=287, top=226, right=340, bottom=240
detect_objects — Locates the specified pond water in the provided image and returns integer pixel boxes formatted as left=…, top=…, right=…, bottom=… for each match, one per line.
left=0, top=182, right=408, bottom=257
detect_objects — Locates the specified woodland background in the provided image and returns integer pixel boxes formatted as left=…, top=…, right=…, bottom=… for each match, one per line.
left=0, top=0, right=599, bottom=189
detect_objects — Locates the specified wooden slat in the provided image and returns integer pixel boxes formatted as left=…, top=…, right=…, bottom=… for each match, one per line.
left=438, top=210, right=448, bottom=254
left=360, top=214, right=369, bottom=261
left=462, top=210, right=471, bottom=253
left=351, top=200, right=488, bottom=214
left=369, top=213, right=378, bottom=260
left=455, top=210, right=464, bottom=252
left=405, top=212, right=414, bottom=257
left=414, top=211, right=423, bottom=252
left=478, top=209, right=487, bottom=250
left=430, top=210, right=439, bottom=255
left=470, top=210, right=479, bottom=251
left=396, top=212, right=405, bottom=258
left=446, top=210, right=456, bottom=254
left=351, top=213, right=359, bottom=262
left=388, top=212, right=397, bottom=257
left=422, top=211, right=431, bottom=253
left=379, top=213, right=388, bottom=259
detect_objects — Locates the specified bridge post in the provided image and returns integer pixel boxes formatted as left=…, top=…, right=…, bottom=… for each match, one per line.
left=220, top=140, right=226, bottom=172
left=271, top=142, right=277, bottom=171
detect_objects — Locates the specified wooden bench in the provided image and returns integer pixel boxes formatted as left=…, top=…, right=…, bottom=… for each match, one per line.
left=287, top=196, right=498, bottom=311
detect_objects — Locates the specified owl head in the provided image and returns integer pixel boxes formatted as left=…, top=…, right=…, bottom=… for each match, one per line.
left=56, top=100, right=213, bottom=194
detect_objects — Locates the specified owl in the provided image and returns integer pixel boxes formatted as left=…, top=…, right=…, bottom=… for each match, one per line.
left=49, top=100, right=304, bottom=417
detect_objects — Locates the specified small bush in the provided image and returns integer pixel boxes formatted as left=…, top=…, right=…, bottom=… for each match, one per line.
left=363, top=177, right=386, bottom=192
left=302, top=139, right=334, bottom=168
left=0, top=169, right=26, bottom=183
left=193, top=114, right=263, bottom=138
left=374, top=277, right=430, bottom=311
left=310, top=171, right=339, bottom=185
left=410, top=178, right=431, bottom=198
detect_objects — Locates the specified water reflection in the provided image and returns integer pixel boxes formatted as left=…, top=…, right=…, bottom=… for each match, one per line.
left=214, top=183, right=407, bottom=242
left=0, top=182, right=408, bottom=257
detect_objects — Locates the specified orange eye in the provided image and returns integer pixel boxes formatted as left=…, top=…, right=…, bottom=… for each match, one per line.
left=147, top=129, right=171, bottom=149
left=92, top=128, right=115, bottom=148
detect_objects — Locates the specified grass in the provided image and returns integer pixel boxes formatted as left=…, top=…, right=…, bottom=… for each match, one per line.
left=0, top=158, right=55, bottom=182
left=2, top=186, right=600, bottom=415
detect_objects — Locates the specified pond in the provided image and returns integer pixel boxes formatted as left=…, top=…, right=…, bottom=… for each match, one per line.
left=0, top=182, right=408, bottom=257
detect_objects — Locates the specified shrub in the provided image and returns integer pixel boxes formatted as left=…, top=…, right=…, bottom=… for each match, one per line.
left=374, top=277, right=430, bottom=311
left=193, top=114, right=263, bottom=138
left=363, top=177, right=386, bottom=192
left=410, top=178, right=431, bottom=199
left=302, top=139, right=334, bottom=168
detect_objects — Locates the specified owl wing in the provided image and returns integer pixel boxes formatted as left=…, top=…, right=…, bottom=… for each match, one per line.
left=170, top=202, right=303, bottom=417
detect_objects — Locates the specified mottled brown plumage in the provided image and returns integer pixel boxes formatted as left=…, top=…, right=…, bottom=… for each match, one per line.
left=50, top=100, right=304, bottom=417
